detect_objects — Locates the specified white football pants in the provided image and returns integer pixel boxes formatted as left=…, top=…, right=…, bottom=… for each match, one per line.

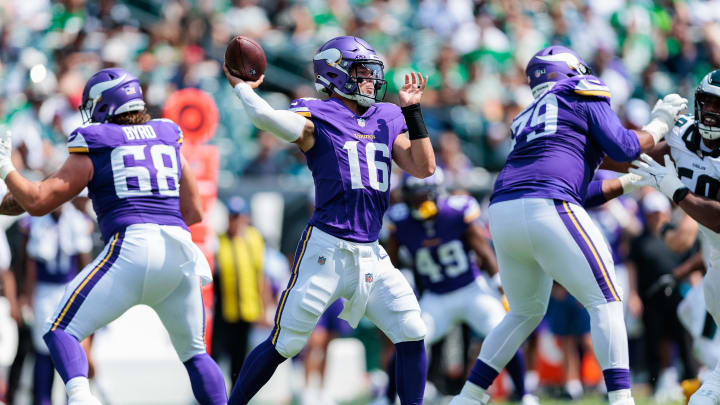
left=480, top=198, right=629, bottom=373
left=45, top=224, right=211, bottom=362
left=270, top=225, right=426, bottom=358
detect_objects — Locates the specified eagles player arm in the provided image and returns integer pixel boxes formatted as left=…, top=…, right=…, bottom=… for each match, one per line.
left=0, top=153, right=93, bottom=216
left=631, top=153, right=720, bottom=232
left=179, top=154, right=203, bottom=226
left=224, top=65, right=316, bottom=152
left=465, top=222, right=499, bottom=277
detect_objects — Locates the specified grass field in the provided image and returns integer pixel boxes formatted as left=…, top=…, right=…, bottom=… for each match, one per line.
left=320, top=392, right=684, bottom=405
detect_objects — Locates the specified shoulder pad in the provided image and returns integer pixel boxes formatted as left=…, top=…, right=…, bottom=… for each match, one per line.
left=289, top=98, right=319, bottom=118
left=570, top=76, right=611, bottom=99
left=667, top=115, right=696, bottom=150
left=150, top=118, right=183, bottom=144
left=387, top=203, right=410, bottom=223
left=68, top=123, right=112, bottom=152
left=443, top=195, right=481, bottom=223
left=553, top=75, right=611, bottom=99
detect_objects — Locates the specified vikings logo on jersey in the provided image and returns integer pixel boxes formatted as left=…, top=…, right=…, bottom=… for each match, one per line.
left=290, top=97, right=408, bottom=243
left=388, top=195, right=483, bottom=293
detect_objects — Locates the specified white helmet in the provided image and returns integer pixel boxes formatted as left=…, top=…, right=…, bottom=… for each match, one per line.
left=695, top=70, right=720, bottom=141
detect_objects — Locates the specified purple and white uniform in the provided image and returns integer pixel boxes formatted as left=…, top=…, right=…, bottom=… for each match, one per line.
left=45, top=118, right=211, bottom=362
left=67, top=119, right=188, bottom=242
left=480, top=75, right=638, bottom=375
left=387, top=195, right=506, bottom=344
left=293, top=97, right=406, bottom=242
left=264, top=98, right=425, bottom=359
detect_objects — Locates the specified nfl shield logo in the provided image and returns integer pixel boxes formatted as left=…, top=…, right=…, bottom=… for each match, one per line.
left=357, top=118, right=366, bottom=127
left=534, top=68, right=546, bottom=78
left=318, top=256, right=326, bottom=265
left=124, top=87, right=136, bottom=95
left=365, top=273, right=373, bottom=283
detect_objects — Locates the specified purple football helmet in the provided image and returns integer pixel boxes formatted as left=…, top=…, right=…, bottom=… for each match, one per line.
left=313, top=36, right=387, bottom=107
left=402, top=168, right=445, bottom=220
left=525, top=46, right=593, bottom=98
left=80, top=68, right=145, bottom=123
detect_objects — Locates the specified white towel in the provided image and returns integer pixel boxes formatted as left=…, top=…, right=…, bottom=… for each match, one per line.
left=338, top=244, right=376, bottom=328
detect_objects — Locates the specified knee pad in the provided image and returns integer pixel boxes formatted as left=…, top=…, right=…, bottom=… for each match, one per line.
left=274, top=328, right=311, bottom=358
left=586, top=301, right=629, bottom=370
left=393, top=310, right=427, bottom=343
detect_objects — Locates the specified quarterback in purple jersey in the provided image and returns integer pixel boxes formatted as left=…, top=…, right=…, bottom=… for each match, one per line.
left=224, top=36, right=435, bottom=405
left=376, top=171, right=535, bottom=405
left=0, top=68, right=227, bottom=405
left=450, top=46, right=688, bottom=405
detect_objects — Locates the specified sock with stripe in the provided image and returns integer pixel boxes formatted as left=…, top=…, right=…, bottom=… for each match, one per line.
left=395, top=340, right=426, bottom=405
left=228, top=337, right=287, bottom=405
left=33, top=353, right=55, bottom=405
left=42, top=329, right=88, bottom=383
left=184, top=353, right=228, bottom=405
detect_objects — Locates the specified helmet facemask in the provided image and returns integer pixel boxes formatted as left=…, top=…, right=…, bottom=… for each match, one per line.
left=346, top=62, right=387, bottom=107
left=696, top=92, right=720, bottom=141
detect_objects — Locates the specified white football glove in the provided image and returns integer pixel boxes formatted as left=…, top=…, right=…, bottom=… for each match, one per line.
left=618, top=172, right=653, bottom=194
left=0, top=131, right=15, bottom=180
left=628, top=153, right=687, bottom=198
left=642, top=94, right=688, bottom=144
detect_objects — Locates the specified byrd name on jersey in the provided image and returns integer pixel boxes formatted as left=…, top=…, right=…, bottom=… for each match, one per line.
left=667, top=115, right=720, bottom=264
left=387, top=195, right=483, bottom=293
left=492, top=75, right=639, bottom=206
left=290, top=97, right=408, bottom=242
left=67, top=118, right=187, bottom=242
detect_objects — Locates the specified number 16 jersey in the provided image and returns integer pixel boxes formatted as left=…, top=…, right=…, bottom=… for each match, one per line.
left=491, top=75, right=641, bottom=206
left=291, top=97, right=408, bottom=243
left=67, top=119, right=187, bottom=243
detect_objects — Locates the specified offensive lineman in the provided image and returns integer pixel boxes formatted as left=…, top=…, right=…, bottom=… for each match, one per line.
left=223, top=36, right=435, bottom=405
left=449, top=45, right=687, bottom=405
left=379, top=170, right=535, bottom=405
left=629, top=69, right=720, bottom=405
left=0, top=68, right=227, bottom=405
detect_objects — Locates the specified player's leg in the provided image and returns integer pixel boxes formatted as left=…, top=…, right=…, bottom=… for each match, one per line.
left=452, top=200, right=552, bottom=405
left=420, top=292, right=456, bottom=346
left=462, top=284, right=532, bottom=403
left=364, top=257, right=427, bottom=405
left=535, top=201, right=632, bottom=405
left=150, top=270, right=226, bottom=405
left=42, top=231, right=140, bottom=404
left=228, top=226, right=341, bottom=405
left=690, top=267, right=720, bottom=405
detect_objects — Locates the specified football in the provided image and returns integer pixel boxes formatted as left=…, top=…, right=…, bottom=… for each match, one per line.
left=224, top=35, right=266, bottom=81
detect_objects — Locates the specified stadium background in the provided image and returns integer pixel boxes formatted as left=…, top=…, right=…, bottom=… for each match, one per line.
left=0, top=0, right=719, bottom=404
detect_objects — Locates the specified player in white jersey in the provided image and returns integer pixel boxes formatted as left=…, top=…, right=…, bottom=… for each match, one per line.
left=630, top=69, right=720, bottom=405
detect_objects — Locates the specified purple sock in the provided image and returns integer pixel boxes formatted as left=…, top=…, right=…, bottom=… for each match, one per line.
left=33, top=353, right=54, bottom=405
left=506, top=350, right=527, bottom=396
left=184, top=353, right=228, bottom=405
left=386, top=353, right=398, bottom=402
left=603, top=368, right=631, bottom=392
left=42, top=329, right=88, bottom=383
left=468, top=359, right=499, bottom=390
left=228, top=338, right=287, bottom=405
left=395, top=340, right=426, bottom=405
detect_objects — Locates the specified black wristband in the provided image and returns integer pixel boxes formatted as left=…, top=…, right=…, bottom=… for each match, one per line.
left=673, top=187, right=690, bottom=204
left=401, top=103, right=429, bottom=140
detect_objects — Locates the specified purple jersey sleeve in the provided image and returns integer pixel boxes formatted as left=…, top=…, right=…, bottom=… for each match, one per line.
left=581, top=99, right=640, bottom=162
